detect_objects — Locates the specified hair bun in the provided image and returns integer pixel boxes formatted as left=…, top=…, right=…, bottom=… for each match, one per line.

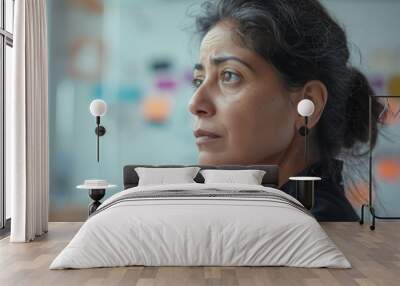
left=343, top=67, right=382, bottom=150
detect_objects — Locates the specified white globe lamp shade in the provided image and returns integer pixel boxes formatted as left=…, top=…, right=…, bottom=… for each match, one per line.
left=90, top=99, right=107, bottom=117
left=297, top=99, right=315, bottom=117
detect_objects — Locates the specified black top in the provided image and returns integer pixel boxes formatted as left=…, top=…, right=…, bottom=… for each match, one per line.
left=280, top=159, right=359, bottom=221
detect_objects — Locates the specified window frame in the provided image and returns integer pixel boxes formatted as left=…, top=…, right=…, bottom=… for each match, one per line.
left=0, top=0, right=14, bottom=233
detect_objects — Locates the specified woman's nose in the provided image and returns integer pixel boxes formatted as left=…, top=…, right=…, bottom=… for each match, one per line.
left=188, top=86, right=216, bottom=117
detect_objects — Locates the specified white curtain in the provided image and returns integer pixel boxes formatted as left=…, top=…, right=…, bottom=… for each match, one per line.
left=8, top=0, right=49, bottom=242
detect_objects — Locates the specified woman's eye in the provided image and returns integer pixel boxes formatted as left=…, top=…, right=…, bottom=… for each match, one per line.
left=192, top=78, right=203, bottom=89
left=221, top=71, right=241, bottom=84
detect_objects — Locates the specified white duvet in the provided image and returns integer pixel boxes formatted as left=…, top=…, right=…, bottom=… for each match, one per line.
left=50, top=183, right=351, bottom=269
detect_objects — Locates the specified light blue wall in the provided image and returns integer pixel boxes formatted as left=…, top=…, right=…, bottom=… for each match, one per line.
left=48, top=0, right=400, bottom=221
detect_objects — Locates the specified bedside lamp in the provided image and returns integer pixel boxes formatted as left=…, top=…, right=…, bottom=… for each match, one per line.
left=89, top=99, right=107, bottom=162
left=297, top=99, right=315, bottom=166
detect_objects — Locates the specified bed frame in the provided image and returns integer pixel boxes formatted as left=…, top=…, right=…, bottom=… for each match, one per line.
left=123, top=165, right=279, bottom=189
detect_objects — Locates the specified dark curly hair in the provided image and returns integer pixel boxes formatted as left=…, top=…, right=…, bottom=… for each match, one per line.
left=194, top=0, right=383, bottom=173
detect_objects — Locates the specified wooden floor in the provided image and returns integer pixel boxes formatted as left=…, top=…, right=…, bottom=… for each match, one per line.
left=0, top=222, right=399, bottom=286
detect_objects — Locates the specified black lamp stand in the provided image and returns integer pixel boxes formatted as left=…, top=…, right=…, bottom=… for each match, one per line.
left=94, top=116, right=106, bottom=162
left=88, top=188, right=105, bottom=215
left=294, top=180, right=315, bottom=210
left=359, top=95, right=400, bottom=230
left=298, top=116, right=310, bottom=165
left=304, top=116, right=309, bottom=166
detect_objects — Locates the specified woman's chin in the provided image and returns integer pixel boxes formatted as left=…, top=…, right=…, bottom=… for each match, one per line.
left=198, top=152, right=275, bottom=166
left=198, top=152, right=223, bottom=165
left=198, top=152, right=242, bottom=165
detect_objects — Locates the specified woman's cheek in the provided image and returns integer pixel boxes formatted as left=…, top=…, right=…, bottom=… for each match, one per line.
left=215, top=89, right=244, bottom=108
left=240, top=95, right=295, bottom=154
left=222, top=104, right=258, bottom=150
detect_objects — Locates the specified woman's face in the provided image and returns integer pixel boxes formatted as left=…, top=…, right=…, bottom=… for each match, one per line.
left=188, top=20, right=298, bottom=165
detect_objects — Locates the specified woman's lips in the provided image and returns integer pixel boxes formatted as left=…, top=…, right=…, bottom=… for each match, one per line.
left=194, top=129, right=222, bottom=145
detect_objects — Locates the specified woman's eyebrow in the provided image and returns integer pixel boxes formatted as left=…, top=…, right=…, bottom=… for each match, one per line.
left=193, top=56, right=255, bottom=72
left=212, top=56, right=255, bottom=72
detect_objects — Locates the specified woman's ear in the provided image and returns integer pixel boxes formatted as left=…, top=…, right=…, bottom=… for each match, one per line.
left=296, top=80, right=328, bottom=129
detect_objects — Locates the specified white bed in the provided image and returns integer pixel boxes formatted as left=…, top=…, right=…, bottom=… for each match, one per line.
left=50, top=183, right=351, bottom=269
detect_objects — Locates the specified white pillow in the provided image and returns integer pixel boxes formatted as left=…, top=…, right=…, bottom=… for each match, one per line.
left=200, top=169, right=266, bottom=185
left=135, top=167, right=201, bottom=186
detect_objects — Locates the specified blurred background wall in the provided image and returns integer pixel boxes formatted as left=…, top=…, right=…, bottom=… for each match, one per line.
left=47, top=0, right=400, bottom=221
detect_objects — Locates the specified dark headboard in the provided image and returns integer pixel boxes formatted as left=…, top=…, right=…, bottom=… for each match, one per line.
left=123, top=165, right=279, bottom=189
